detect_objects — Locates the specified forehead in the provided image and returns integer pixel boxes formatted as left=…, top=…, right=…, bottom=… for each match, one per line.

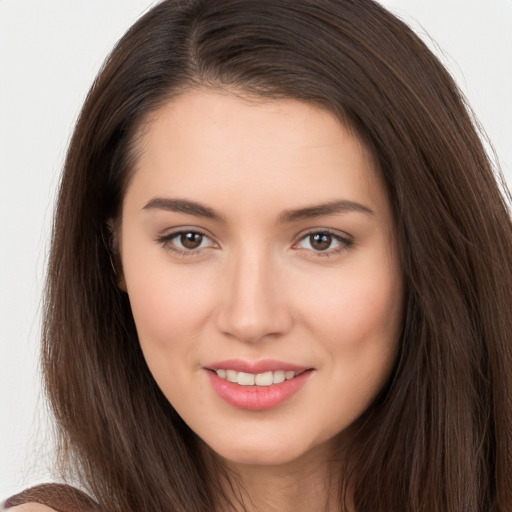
left=126, top=89, right=387, bottom=217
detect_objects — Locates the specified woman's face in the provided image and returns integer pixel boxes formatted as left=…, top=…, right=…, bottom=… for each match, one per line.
left=118, top=90, right=403, bottom=467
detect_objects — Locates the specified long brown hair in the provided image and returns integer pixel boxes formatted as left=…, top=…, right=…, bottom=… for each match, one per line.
left=42, top=1, right=512, bottom=510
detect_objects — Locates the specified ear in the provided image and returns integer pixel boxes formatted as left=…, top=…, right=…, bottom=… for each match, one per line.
left=106, top=220, right=127, bottom=292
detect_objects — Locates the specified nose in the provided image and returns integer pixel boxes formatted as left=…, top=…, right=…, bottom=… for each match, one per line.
left=215, top=248, right=294, bottom=343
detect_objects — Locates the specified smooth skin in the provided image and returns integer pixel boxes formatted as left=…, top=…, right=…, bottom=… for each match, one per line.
left=114, top=90, right=404, bottom=511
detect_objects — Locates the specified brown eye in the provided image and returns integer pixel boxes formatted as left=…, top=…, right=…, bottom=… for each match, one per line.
left=157, top=229, right=216, bottom=255
left=294, top=230, right=351, bottom=256
left=180, top=232, right=204, bottom=249
left=310, top=233, right=332, bottom=251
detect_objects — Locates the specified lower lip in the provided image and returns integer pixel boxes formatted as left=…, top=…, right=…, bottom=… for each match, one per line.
left=206, top=370, right=312, bottom=411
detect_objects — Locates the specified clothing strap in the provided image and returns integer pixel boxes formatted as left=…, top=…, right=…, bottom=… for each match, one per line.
left=3, top=484, right=100, bottom=512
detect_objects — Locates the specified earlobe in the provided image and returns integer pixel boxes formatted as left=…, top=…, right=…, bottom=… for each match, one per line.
left=105, top=220, right=127, bottom=292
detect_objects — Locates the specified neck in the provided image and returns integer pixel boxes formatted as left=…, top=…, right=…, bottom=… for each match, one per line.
left=205, top=439, right=351, bottom=512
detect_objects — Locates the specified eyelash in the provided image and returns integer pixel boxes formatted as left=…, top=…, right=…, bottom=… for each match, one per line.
left=292, top=229, right=353, bottom=258
left=156, top=229, right=217, bottom=257
left=155, top=228, right=353, bottom=258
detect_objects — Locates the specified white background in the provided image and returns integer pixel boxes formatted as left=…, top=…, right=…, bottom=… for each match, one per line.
left=1, top=0, right=511, bottom=498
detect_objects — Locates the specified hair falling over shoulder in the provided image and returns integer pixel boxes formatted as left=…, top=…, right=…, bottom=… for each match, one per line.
left=42, top=0, right=512, bottom=510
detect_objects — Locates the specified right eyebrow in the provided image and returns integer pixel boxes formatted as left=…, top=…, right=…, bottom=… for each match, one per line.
left=142, top=197, right=226, bottom=222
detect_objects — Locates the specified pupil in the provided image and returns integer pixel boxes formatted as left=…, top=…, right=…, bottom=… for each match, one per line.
left=181, top=232, right=202, bottom=249
left=311, top=233, right=332, bottom=251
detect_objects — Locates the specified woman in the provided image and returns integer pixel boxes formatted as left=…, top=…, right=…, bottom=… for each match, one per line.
left=5, top=0, right=512, bottom=511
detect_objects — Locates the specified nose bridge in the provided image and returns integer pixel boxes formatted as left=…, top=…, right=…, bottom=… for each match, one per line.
left=216, top=242, right=292, bottom=342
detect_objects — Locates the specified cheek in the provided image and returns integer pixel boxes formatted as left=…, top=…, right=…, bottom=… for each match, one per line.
left=302, top=265, right=402, bottom=347
left=121, top=248, right=218, bottom=364
left=124, top=264, right=219, bottom=409
left=297, top=254, right=403, bottom=409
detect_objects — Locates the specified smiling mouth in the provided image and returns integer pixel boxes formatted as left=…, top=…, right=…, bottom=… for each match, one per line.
left=211, top=369, right=307, bottom=386
left=206, top=365, right=314, bottom=410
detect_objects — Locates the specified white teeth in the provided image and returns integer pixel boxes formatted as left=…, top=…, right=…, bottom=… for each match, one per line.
left=226, top=369, right=238, bottom=383
left=215, top=369, right=298, bottom=386
left=255, top=371, right=273, bottom=386
left=237, top=372, right=255, bottom=386
left=273, top=370, right=286, bottom=384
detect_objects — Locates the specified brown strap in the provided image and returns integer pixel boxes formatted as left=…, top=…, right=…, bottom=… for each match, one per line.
left=3, top=484, right=100, bottom=512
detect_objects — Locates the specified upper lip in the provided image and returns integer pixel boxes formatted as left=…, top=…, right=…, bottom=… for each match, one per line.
left=205, top=359, right=310, bottom=374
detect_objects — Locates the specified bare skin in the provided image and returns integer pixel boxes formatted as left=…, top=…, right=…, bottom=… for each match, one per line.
left=216, top=436, right=343, bottom=511
left=118, top=90, right=403, bottom=511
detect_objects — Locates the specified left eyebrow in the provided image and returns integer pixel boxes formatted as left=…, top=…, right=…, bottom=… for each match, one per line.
left=279, top=200, right=375, bottom=223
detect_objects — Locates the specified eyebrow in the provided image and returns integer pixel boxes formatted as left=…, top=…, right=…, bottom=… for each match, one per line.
left=279, top=200, right=375, bottom=223
left=142, top=197, right=374, bottom=223
left=142, top=198, right=225, bottom=222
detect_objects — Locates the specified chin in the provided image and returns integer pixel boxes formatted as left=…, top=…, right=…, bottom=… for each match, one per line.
left=221, top=447, right=301, bottom=467
left=205, top=430, right=333, bottom=469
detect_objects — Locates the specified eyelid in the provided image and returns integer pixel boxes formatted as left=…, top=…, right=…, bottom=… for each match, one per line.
left=292, top=227, right=354, bottom=255
left=155, top=226, right=219, bottom=256
left=155, top=226, right=353, bottom=258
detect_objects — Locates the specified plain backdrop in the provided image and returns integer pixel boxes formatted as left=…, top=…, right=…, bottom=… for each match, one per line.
left=1, top=0, right=511, bottom=498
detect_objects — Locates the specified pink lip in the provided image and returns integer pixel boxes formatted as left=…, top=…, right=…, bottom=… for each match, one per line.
left=205, top=358, right=309, bottom=374
left=204, top=359, right=313, bottom=411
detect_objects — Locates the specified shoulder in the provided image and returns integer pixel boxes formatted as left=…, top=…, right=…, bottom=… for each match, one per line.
left=5, top=506, right=58, bottom=512
left=3, top=484, right=100, bottom=512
